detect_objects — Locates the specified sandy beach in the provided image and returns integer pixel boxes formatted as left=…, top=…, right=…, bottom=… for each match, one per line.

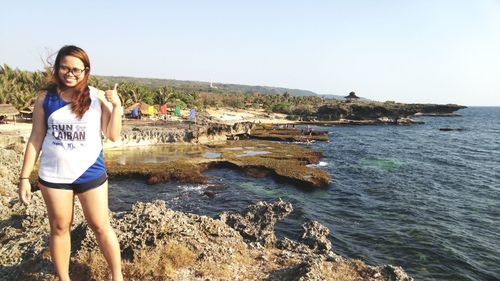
left=0, top=121, right=32, bottom=147
left=0, top=121, right=32, bottom=134
left=204, top=107, right=293, bottom=124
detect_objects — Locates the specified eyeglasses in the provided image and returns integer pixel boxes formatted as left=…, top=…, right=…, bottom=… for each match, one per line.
left=59, top=65, right=87, bottom=76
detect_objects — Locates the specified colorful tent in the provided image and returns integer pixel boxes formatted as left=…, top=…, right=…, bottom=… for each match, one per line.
left=189, top=108, right=196, bottom=121
left=160, top=104, right=167, bottom=115
left=148, top=105, right=155, bottom=115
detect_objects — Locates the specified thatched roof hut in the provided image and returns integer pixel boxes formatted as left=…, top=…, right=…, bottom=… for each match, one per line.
left=20, top=106, right=34, bottom=113
left=0, top=104, right=19, bottom=115
left=19, top=106, right=34, bottom=119
left=0, top=104, right=19, bottom=123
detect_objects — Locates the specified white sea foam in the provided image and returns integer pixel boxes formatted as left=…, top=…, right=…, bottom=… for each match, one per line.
left=177, top=184, right=209, bottom=193
left=306, top=161, right=328, bottom=167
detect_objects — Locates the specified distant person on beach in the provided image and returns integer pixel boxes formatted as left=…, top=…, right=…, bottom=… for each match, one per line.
left=17, top=45, right=123, bottom=281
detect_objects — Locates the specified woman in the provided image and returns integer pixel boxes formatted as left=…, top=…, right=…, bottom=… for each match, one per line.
left=17, top=45, right=123, bottom=281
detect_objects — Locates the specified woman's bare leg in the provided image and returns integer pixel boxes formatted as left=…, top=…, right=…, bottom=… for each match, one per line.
left=77, top=181, right=123, bottom=281
left=39, top=185, right=74, bottom=281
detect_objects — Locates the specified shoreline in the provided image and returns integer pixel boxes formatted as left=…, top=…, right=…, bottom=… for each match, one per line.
left=0, top=120, right=414, bottom=280
left=0, top=105, right=469, bottom=152
left=0, top=138, right=413, bottom=280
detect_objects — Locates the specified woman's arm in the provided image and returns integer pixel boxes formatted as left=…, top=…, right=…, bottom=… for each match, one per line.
left=99, top=84, right=122, bottom=142
left=18, top=91, right=47, bottom=204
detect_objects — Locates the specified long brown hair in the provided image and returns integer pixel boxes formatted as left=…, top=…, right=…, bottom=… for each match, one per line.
left=45, top=45, right=91, bottom=119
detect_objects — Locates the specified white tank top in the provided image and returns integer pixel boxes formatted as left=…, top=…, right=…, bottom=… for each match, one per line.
left=38, top=86, right=106, bottom=184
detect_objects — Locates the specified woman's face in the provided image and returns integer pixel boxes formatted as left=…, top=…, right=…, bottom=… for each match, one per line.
left=58, top=55, right=86, bottom=88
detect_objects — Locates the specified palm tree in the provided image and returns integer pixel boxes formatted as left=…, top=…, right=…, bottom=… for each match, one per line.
left=154, top=86, right=171, bottom=105
left=0, top=65, right=49, bottom=109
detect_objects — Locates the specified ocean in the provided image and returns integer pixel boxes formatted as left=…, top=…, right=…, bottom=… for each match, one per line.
left=108, top=107, right=500, bottom=281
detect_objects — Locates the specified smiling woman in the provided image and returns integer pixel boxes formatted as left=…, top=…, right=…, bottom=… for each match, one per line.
left=17, top=45, right=124, bottom=281
left=51, top=46, right=92, bottom=118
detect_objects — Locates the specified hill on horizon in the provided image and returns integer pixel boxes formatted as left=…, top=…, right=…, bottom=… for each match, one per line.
left=95, top=75, right=346, bottom=100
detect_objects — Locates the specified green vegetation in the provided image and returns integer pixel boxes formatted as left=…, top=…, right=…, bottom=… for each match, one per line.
left=1, top=63, right=463, bottom=120
left=0, top=64, right=47, bottom=109
left=0, top=64, right=337, bottom=114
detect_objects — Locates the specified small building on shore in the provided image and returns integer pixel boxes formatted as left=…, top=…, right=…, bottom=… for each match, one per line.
left=344, top=91, right=360, bottom=102
left=0, top=104, right=19, bottom=124
left=19, top=106, right=34, bottom=120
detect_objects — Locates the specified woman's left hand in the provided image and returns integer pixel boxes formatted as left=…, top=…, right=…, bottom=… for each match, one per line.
left=18, top=180, right=32, bottom=205
left=105, top=83, right=121, bottom=107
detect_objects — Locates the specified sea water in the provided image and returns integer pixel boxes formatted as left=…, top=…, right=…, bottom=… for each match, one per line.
left=109, top=107, right=500, bottom=281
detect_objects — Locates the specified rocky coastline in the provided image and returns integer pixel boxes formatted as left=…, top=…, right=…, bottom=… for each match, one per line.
left=0, top=135, right=414, bottom=280
left=104, top=139, right=330, bottom=188
left=106, top=120, right=254, bottom=147
left=106, top=100, right=468, bottom=147
left=289, top=101, right=466, bottom=125
left=0, top=101, right=467, bottom=280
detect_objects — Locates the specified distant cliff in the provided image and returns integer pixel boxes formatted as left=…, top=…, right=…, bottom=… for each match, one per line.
left=312, top=101, right=466, bottom=121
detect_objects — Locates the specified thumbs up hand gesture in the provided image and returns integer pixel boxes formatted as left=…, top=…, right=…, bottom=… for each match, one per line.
left=105, top=83, right=121, bottom=107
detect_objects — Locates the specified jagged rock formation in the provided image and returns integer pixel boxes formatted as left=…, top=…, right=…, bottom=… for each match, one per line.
left=313, top=101, right=465, bottom=122
left=110, top=121, right=254, bottom=147
left=300, top=221, right=332, bottom=253
left=217, top=200, right=294, bottom=246
left=1, top=198, right=414, bottom=281
left=0, top=145, right=413, bottom=280
left=249, top=124, right=330, bottom=142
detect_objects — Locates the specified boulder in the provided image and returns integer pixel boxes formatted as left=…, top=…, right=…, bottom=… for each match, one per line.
left=217, top=200, right=293, bottom=246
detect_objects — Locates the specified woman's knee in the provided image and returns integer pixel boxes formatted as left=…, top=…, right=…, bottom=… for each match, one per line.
left=50, top=220, right=72, bottom=235
left=87, top=220, right=111, bottom=236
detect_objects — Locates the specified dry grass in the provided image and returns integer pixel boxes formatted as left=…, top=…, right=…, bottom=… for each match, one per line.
left=196, top=247, right=262, bottom=280
left=323, top=261, right=361, bottom=281
left=198, top=262, right=235, bottom=280
left=123, top=242, right=197, bottom=280
left=73, top=242, right=197, bottom=281
left=233, top=250, right=256, bottom=266
left=72, top=251, right=108, bottom=281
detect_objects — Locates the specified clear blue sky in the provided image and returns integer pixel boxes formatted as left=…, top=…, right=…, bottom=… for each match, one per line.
left=2, top=0, right=499, bottom=106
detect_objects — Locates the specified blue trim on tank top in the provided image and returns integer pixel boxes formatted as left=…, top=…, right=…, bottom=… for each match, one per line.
left=43, top=90, right=69, bottom=128
left=73, top=150, right=107, bottom=184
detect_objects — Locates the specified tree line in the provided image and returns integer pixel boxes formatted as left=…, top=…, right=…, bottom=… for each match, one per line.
left=1, top=64, right=338, bottom=115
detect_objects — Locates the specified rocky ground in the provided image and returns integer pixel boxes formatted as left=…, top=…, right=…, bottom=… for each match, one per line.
left=309, top=101, right=465, bottom=123
left=104, top=119, right=254, bottom=147
left=0, top=141, right=413, bottom=280
left=105, top=139, right=330, bottom=188
left=0, top=101, right=467, bottom=280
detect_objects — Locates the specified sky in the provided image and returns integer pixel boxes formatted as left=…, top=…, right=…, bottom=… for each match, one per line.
left=1, top=0, right=499, bottom=106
